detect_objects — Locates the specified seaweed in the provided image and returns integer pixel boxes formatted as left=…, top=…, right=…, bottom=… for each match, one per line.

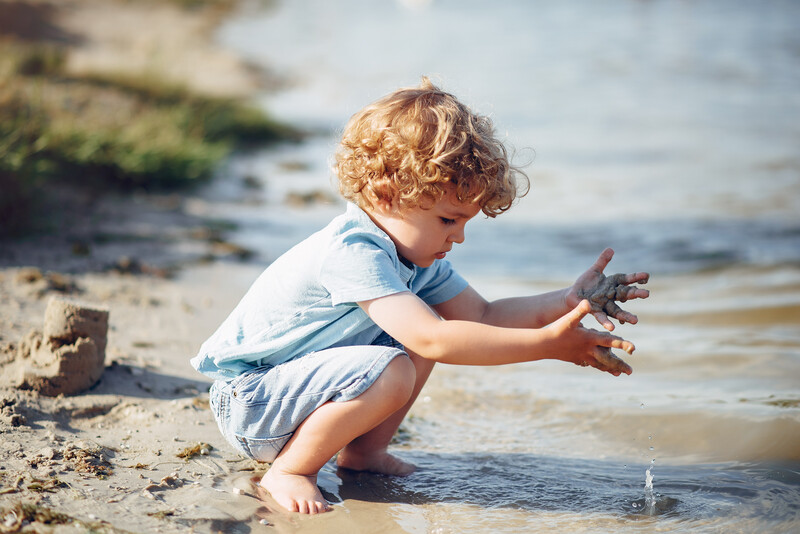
left=176, top=442, right=213, bottom=459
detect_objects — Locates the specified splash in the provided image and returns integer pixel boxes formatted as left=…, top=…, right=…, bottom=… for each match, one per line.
left=644, top=458, right=656, bottom=515
left=631, top=431, right=657, bottom=515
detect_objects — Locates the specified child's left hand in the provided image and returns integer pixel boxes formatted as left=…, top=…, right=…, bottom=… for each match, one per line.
left=567, top=248, right=650, bottom=331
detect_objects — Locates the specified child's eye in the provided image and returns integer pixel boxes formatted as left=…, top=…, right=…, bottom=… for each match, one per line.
left=440, top=217, right=456, bottom=225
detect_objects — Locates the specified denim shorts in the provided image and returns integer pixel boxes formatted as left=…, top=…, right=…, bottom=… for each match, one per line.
left=208, top=333, right=407, bottom=463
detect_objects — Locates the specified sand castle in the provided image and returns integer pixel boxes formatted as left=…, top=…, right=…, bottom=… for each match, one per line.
left=13, top=297, right=109, bottom=396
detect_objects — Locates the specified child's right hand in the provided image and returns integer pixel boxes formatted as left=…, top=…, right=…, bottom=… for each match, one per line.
left=545, top=299, right=634, bottom=376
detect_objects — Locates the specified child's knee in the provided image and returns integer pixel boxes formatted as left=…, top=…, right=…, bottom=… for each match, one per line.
left=381, top=354, right=416, bottom=406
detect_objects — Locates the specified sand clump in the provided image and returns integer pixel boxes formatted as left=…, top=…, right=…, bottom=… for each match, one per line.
left=10, top=297, right=109, bottom=396
left=27, top=440, right=114, bottom=478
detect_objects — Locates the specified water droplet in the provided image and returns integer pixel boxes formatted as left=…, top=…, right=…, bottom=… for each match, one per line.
left=648, top=434, right=653, bottom=440
left=649, top=446, right=654, bottom=451
left=640, top=403, right=645, bottom=409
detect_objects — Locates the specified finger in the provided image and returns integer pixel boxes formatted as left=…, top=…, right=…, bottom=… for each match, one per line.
left=603, top=300, right=624, bottom=321
left=594, top=346, right=633, bottom=376
left=595, top=331, right=635, bottom=354
left=564, top=299, right=592, bottom=328
left=589, top=354, right=619, bottom=376
left=613, top=309, right=639, bottom=325
left=604, top=274, right=650, bottom=296
left=617, top=285, right=636, bottom=302
left=584, top=348, right=621, bottom=376
left=590, top=248, right=615, bottom=273
left=614, top=272, right=650, bottom=285
left=613, top=284, right=650, bottom=304
left=604, top=296, right=640, bottom=325
left=619, top=286, right=650, bottom=301
left=592, top=310, right=615, bottom=331
left=630, top=287, right=650, bottom=300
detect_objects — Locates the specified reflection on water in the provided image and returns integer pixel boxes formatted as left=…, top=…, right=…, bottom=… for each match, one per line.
left=193, top=0, right=800, bottom=531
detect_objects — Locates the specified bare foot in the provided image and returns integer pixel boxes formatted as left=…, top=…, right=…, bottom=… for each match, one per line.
left=336, top=447, right=416, bottom=476
left=259, top=465, right=331, bottom=514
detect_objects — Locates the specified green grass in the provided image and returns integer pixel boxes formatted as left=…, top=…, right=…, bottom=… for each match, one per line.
left=0, top=42, right=298, bottom=237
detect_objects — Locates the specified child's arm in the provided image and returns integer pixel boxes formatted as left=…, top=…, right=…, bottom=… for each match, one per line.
left=359, top=293, right=634, bottom=375
left=432, top=247, right=649, bottom=332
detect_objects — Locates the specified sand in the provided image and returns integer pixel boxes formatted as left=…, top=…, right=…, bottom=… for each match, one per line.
left=0, top=1, right=298, bottom=531
left=11, top=296, right=110, bottom=397
left=0, top=261, right=287, bottom=533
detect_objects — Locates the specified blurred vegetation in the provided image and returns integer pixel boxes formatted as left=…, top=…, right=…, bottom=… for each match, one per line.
left=160, top=0, right=276, bottom=12
left=0, top=41, right=298, bottom=237
left=160, top=0, right=238, bottom=9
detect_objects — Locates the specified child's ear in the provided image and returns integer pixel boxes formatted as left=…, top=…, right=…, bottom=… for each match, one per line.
left=373, top=197, right=395, bottom=215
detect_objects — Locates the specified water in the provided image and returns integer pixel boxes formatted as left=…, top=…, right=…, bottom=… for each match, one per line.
left=190, top=0, right=800, bottom=531
left=644, top=458, right=656, bottom=515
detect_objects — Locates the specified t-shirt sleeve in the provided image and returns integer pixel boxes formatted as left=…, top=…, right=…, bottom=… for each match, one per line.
left=319, top=237, right=410, bottom=306
left=413, top=259, right=469, bottom=306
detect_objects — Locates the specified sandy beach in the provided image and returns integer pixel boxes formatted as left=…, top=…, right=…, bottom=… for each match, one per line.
left=0, top=1, right=299, bottom=532
left=3, top=1, right=800, bottom=532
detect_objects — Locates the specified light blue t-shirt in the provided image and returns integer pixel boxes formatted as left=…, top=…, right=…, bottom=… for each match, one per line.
left=191, top=203, right=468, bottom=381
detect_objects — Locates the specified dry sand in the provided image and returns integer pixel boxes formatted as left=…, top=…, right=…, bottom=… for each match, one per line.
left=0, top=1, right=310, bottom=531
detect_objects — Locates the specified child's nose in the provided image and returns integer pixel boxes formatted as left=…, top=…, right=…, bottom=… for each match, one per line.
left=449, top=226, right=466, bottom=244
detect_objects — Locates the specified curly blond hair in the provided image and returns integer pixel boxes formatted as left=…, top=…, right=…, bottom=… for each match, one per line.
left=334, top=77, right=528, bottom=217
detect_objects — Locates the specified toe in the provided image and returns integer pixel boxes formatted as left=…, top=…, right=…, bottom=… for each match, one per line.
left=307, top=500, right=328, bottom=514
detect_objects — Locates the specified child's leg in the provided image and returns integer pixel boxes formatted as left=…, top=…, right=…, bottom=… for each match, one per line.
left=261, top=354, right=416, bottom=514
left=337, top=349, right=434, bottom=474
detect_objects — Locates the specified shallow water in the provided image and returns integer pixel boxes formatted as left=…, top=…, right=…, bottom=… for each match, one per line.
left=187, top=0, right=800, bottom=531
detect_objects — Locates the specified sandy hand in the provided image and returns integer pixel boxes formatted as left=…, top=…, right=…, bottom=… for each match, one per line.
left=578, top=272, right=648, bottom=323
left=573, top=248, right=650, bottom=331
left=591, top=346, right=633, bottom=376
left=554, top=299, right=635, bottom=376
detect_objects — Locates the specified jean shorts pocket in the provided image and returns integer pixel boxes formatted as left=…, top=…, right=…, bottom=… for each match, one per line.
left=234, top=433, right=291, bottom=463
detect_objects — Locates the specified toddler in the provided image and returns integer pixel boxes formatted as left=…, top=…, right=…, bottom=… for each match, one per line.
left=191, top=78, right=650, bottom=514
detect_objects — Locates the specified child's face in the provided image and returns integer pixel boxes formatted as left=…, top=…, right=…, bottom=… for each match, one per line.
left=370, top=188, right=481, bottom=268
